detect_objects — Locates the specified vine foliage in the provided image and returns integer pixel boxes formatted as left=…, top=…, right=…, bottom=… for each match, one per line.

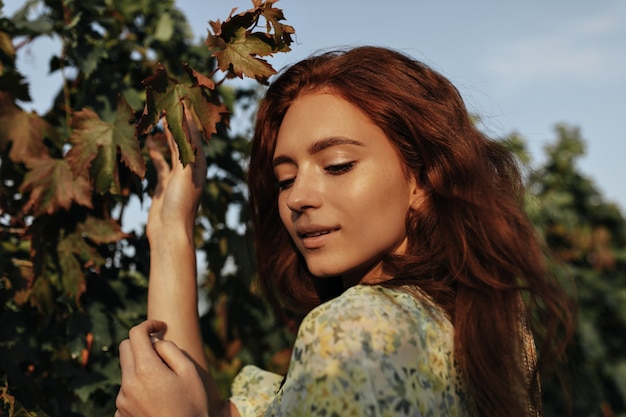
left=0, top=1, right=294, bottom=415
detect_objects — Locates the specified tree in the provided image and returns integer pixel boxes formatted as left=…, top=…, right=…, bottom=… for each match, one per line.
left=0, top=1, right=294, bottom=415
left=503, top=126, right=626, bottom=416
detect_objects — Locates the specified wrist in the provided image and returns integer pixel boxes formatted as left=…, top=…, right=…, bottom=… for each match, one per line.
left=147, top=230, right=195, bottom=256
left=146, top=222, right=194, bottom=245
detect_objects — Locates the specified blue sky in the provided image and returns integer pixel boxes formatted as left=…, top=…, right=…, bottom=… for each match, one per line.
left=194, top=0, right=626, bottom=211
left=5, top=0, right=626, bottom=211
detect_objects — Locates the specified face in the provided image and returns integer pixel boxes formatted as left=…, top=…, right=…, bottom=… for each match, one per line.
left=273, top=92, right=421, bottom=286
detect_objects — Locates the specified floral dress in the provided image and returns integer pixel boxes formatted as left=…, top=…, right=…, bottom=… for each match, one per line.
left=229, top=284, right=476, bottom=417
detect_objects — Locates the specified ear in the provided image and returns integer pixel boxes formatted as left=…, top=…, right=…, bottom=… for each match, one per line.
left=408, top=175, right=425, bottom=210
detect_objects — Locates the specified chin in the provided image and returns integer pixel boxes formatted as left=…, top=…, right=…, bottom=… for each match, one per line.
left=306, top=264, right=363, bottom=287
left=308, top=269, right=341, bottom=279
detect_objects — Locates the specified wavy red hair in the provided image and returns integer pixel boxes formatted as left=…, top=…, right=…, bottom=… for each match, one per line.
left=248, top=46, right=573, bottom=417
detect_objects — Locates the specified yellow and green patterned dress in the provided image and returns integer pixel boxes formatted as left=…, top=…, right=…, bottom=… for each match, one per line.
left=230, top=284, right=476, bottom=417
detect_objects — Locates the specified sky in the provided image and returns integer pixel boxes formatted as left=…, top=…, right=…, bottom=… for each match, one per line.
left=188, top=0, right=626, bottom=211
left=5, top=0, right=626, bottom=211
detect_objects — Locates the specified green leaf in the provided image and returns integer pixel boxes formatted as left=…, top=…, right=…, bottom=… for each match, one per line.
left=20, top=157, right=93, bottom=215
left=77, top=42, right=109, bottom=79
left=183, top=64, right=228, bottom=138
left=57, top=230, right=107, bottom=299
left=138, top=64, right=226, bottom=166
left=137, top=64, right=193, bottom=163
left=9, top=0, right=54, bottom=36
left=80, top=215, right=128, bottom=245
left=154, top=12, right=174, bottom=42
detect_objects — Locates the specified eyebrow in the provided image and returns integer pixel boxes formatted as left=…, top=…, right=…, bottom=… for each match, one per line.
left=272, top=136, right=364, bottom=168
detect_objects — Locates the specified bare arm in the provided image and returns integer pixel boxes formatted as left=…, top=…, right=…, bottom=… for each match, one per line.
left=116, top=108, right=239, bottom=417
left=145, top=110, right=207, bottom=376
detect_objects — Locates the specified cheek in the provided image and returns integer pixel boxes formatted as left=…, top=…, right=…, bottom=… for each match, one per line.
left=277, top=198, right=292, bottom=232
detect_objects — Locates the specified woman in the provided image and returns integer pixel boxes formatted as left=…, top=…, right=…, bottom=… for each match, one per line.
left=115, top=46, right=573, bottom=417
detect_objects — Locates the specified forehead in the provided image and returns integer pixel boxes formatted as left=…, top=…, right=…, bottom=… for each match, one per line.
left=275, top=93, right=382, bottom=152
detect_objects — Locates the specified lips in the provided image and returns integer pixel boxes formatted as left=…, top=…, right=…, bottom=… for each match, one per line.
left=296, top=225, right=339, bottom=249
left=299, top=230, right=331, bottom=238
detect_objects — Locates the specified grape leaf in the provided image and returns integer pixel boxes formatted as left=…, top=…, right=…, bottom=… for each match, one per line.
left=0, top=92, right=57, bottom=162
left=206, top=0, right=294, bottom=83
left=182, top=64, right=228, bottom=138
left=137, top=64, right=194, bottom=164
left=57, top=232, right=93, bottom=300
left=56, top=216, right=124, bottom=300
left=210, top=27, right=276, bottom=82
left=19, top=157, right=93, bottom=216
left=0, top=69, right=31, bottom=102
left=79, top=215, right=128, bottom=245
left=258, top=0, right=295, bottom=52
left=137, top=64, right=227, bottom=166
left=154, top=11, right=174, bottom=42
left=66, top=96, right=144, bottom=194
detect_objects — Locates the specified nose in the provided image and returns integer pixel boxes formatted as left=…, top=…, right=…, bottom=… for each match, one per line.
left=285, top=173, right=323, bottom=212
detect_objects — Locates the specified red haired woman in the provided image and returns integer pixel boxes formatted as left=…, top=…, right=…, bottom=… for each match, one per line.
left=115, top=46, right=573, bottom=417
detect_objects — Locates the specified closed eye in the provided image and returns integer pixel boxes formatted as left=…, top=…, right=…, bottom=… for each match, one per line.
left=325, top=162, right=355, bottom=175
left=277, top=178, right=295, bottom=191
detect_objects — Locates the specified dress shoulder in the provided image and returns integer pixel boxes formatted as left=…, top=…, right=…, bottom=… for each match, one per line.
left=230, top=365, right=285, bottom=417
left=231, top=285, right=474, bottom=417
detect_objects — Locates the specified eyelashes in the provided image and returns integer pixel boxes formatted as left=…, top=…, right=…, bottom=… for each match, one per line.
left=277, top=178, right=294, bottom=191
left=325, top=162, right=355, bottom=175
left=276, top=161, right=356, bottom=191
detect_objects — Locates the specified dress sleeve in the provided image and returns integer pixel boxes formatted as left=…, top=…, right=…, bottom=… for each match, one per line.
left=229, top=365, right=285, bottom=417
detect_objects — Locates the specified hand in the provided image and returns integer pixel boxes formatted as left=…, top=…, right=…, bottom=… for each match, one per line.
left=146, top=105, right=207, bottom=241
left=115, top=320, right=209, bottom=417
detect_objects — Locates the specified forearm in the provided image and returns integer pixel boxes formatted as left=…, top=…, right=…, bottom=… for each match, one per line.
left=142, top=111, right=236, bottom=416
left=147, top=229, right=205, bottom=365
left=147, top=229, right=235, bottom=415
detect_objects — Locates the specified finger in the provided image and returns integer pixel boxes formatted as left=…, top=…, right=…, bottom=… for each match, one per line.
left=128, top=320, right=168, bottom=369
left=152, top=339, right=196, bottom=376
left=181, top=101, right=204, bottom=149
left=130, top=318, right=167, bottom=335
left=147, top=137, right=171, bottom=188
left=161, top=114, right=180, bottom=166
left=118, top=339, right=135, bottom=376
left=181, top=104, right=208, bottom=185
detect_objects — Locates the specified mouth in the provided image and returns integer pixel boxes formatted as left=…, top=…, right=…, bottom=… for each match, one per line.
left=296, top=227, right=339, bottom=249
left=298, top=230, right=332, bottom=238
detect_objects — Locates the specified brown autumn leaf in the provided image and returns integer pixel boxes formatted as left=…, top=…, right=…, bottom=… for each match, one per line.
left=19, top=157, right=93, bottom=216
left=0, top=92, right=58, bottom=163
left=183, top=64, right=229, bottom=138
left=66, top=96, right=144, bottom=194
left=206, top=0, right=293, bottom=83
left=211, top=27, right=276, bottom=82
left=259, top=0, right=295, bottom=52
